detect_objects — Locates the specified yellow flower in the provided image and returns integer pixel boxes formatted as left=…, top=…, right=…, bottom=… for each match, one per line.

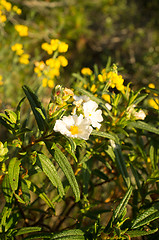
left=1, top=0, right=12, bottom=11
left=46, top=58, right=60, bottom=69
left=42, top=78, right=48, bottom=87
left=50, top=39, right=59, bottom=51
left=11, top=43, right=24, bottom=55
left=0, top=14, right=6, bottom=22
left=58, top=56, right=68, bottom=67
left=90, top=84, right=97, bottom=93
left=148, top=83, right=155, bottom=89
left=12, top=5, right=21, bottom=15
left=148, top=98, right=159, bottom=110
left=81, top=67, right=92, bottom=76
left=48, top=79, right=54, bottom=88
left=0, top=75, right=3, bottom=85
left=102, top=94, right=110, bottom=103
left=41, top=42, right=53, bottom=55
left=14, top=25, right=28, bottom=37
left=58, top=42, right=68, bottom=53
left=19, top=54, right=30, bottom=64
left=98, top=74, right=104, bottom=82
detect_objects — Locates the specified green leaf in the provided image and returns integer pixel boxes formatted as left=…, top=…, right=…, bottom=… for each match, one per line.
left=2, top=175, right=13, bottom=204
left=91, top=130, right=119, bottom=144
left=50, top=229, right=85, bottom=239
left=110, top=141, right=130, bottom=188
left=50, top=144, right=80, bottom=202
left=129, top=121, right=159, bottom=135
left=132, top=203, right=159, bottom=229
left=15, top=227, right=42, bottom=236
left=127, top=228, right=158, bottom=237
left=92, top=169, right=109, bottom=181
left=37, top=153, right=65, bottom=198
left=22, top=85, right=48, bottom=132
left=113, top=186, right=132, bottom=220
left=23, top=229, right=85, bottom=240
left=21, top=179, right=31, bottom=205
left=8, top=158, right=21, bottom=192
left=25, top=180, right=55, bottom=209
left=16, top=97, right=25, bottom=127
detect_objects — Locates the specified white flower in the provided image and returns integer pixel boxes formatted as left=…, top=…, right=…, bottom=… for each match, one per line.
left=83, top=100, right=103, bottom=129
left=53, top=114, right=93, bottom=140
left=73, top=95, right=90, bottom=102
left=134, top=109, right=146, bottom=120
left=73, top=95, right=90, bottom=108
left=105, top=103, right=112, bottom=111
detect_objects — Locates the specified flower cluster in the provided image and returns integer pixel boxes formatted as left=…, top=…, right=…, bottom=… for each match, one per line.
left=98, top=68, right=124, bottom=91
left=0, top=0, right=21, bottom=24
left=53, top=91, right=103, bottom=140
left=34, top=39, right=68, bottom=88
left=11, top=43, right=30, bottom=65
left=41, top=39, right=68, bottom=55
left=14, top=24, right=28, bottom=37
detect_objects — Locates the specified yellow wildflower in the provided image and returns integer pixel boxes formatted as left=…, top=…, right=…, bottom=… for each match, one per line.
left=81, top=67, right=92, bottom=76
left=0, top=75, right=3, bottom=85
left=15, top=24, right=28, bottom=37
left=41, top=42, right=53, bottom=55
left=48, top=79, right=54, bottom=88
left=0, top=14, right=6, bottom=22
left=46, top=58, right=60, bottom=69
left=148, top=83, right=155, bottom=89
left=42, top=78, right=48, bottom=88
left=1, top=0, right=11, bottom=11
left=11, top=43, right=24, bottom=55
left=102, top=94, right=110, bottom=103
left=58, top=42, right=68, bottom=53
left=58, top=56, right=68, bottom=67
left=48, top=68, right=60, bottom=78
left=50, top=39, right=59, bottom=51
left=148, top=98, right=159, bottom=110
left=12, top=5, right=21, bottom=15
left=19, top=54, right=30, bottom=64
left=90, top=84, right=97, bottom=93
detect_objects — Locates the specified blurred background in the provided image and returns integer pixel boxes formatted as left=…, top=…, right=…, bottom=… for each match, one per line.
left=0, top=0, right=159, bottom=105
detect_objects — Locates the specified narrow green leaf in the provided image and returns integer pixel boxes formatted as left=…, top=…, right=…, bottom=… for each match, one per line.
left=8, top=158, right=21, bottom=192
left=23, top=229, right=85, bottom=240
left=37, top=153, right=65, bottom=198
left=80, top=151, right=92, bottom=164
left=127, top=228, right=158, bottom=237
left=0, top=115, right=14, bottom=130
left=15, top=227, right=42, bottom=236
left=22, top=85, right=48, bottom=132
left=129, top=162, right=141, bottom=189
left=21, top=179, right=31, bottom=205
left=16, top=97, right=25, bottom=127
left=110, top=141, right=130, bottom=188
left=53, top=144, right=80, bottom=202
left=23, top=232, right=53, bottom=239
left=114, top=186, right=132, bottom=220
left=91, top=130, right=119, bottom=144
left=92, top=169, right=109, bottom=181
left=25, top=180, right=55, bottom=209
left=129, top=121, right=159, bottom=135
left=51, top=229, right=85, bottom=239
left=2, top=175, right=13, bottom=203
left=132, top=203, right=159, bottom=229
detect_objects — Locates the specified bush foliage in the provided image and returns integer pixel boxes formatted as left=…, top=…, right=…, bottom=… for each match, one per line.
left=0, top=0, right=159, bottom=239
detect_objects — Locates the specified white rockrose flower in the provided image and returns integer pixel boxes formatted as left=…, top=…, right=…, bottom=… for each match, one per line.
left=73, top=95, right=90, bottom=107
left=83, top=100, right=103, bottom=129
left=134, top=109, right=146, bottom=120
left=53, top=114, right=93, bottom=140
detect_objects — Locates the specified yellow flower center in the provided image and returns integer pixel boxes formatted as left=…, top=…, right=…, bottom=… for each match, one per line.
left=70, top=125, right=79, bottom=135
